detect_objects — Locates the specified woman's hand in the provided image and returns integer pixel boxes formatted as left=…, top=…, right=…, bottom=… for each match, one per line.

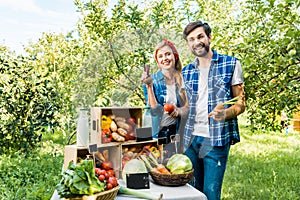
left=169, top=106, right=181, bottom=118
left=140, top=71, right=152, bottom=85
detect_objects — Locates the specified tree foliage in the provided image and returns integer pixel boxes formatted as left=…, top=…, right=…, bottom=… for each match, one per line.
left=0, top=50, right=60, bottom=153
left=230, top=0, right=300, bottom=130
left=1, top=0, right=300, bottom=152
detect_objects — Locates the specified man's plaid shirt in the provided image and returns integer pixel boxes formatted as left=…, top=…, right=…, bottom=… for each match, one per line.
left=182, top=50, right=241, bottom=150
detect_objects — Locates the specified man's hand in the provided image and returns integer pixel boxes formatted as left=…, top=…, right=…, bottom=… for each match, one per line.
left=209, top=103, right=226, bottom=121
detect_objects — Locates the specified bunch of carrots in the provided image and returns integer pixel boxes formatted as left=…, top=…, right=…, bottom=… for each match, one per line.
left=138, top=147, right=171, bottom=174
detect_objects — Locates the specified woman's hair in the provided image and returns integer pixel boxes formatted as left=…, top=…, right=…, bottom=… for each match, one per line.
left=154, top=39, right=187, bottom=104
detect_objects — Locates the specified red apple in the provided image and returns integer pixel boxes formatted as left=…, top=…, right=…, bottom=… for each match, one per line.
left=164, top=103, right=175, bottom=114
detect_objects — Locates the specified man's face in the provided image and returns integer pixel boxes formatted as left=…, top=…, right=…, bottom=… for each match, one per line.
left=186, top=27, right=211, bottom=57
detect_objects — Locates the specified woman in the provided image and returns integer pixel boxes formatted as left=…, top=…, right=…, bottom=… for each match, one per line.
left=141, top=39, right=189, bottom=159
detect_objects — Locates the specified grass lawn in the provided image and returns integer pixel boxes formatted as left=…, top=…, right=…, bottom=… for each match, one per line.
left=0, top=124, right=299, bottom=199
left=222, top=125, right=300, bottom=199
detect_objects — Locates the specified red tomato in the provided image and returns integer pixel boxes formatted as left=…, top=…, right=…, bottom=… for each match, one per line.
left=108, top=176, right=118, bottom=187
left=98, top=169, right=106, bottom=176
left=104, top=171, right=110, bottom=180
left=106, top=183, right=113, bottom=190
left=101, top=161, right=113, bottom=170
left=94, top=168, right=101, bottom=175
left=164, top=103, right=175, bottom=114
left=106, top=169, right=114, bottom=177
left=98, top=174, right=105, bottom=182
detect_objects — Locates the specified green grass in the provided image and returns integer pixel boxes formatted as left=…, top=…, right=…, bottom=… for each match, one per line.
left=0, top=125, right=299, bottom=199
left=0, top=133, right=64, bottom=200
left=222, top=125, right=300, bottom=200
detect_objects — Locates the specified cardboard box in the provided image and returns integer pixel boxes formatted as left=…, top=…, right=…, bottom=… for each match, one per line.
left=90, top=107, right=143, bottom=145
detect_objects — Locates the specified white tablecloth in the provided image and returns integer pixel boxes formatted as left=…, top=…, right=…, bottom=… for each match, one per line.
left=51, top=180, right=207, bottom=200
left=116, top=180, right=207, bottom=200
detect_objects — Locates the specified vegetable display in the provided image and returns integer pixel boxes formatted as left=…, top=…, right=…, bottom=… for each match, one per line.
left=55, top=159, right=105, bottom=198
left=101, top=114, right=137, bottom=143
left=138, top=150, right=193, bottom=175
left=166, top=154, right=193, bottom=174
left=122, top=159, right=148, bottom=182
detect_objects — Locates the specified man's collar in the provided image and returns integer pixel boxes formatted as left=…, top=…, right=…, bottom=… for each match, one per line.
left=192, top=50, right=218, bottom=68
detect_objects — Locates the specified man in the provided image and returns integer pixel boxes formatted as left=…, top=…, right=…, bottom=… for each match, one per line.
left=182, top=20, right=246, bottom=200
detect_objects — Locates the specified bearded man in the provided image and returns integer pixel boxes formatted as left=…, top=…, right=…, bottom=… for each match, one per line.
left=181, top=20, right=246, bottom=200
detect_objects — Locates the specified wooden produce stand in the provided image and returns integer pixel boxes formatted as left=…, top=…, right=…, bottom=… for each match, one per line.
left=63, top=107, right=158, bottom=176
left=56, top=107, right=207, bottom=200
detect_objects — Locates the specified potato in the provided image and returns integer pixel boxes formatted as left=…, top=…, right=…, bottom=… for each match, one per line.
left=116, top=121, right=130, bottom=131
left=110, top=121, right=118, bottom=132
left=115, top=117, right=126, bottom=122
left=112, top=132, right=125, bottom=142
left=117, top=127, right=127, bottom=137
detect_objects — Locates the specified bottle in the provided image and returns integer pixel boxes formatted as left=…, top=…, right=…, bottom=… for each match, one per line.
left=76, top=109, right=89, bottom=147
left=142, top=106, right=152, bottom=127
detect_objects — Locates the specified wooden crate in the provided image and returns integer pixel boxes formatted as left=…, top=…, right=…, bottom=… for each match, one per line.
left=90, top=107, right=143, bottom=145
left=63, top=139, right=159, bottom=179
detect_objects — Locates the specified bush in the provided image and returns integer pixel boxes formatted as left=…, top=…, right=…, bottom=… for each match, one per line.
left=0, top=141, right=63, bottom=199
left=0, top=52, right=60, bottom=154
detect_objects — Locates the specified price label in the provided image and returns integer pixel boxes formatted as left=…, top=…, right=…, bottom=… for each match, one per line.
left=89, top=144, right=97, bottom=153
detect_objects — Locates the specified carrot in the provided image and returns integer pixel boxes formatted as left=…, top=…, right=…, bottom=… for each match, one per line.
left=156, top=164, right=171, bottom=174
left=208, top=96, right=241, bottom=117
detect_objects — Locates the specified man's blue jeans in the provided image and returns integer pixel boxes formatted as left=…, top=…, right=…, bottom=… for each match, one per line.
left=184, top=136, right=230, bottom=200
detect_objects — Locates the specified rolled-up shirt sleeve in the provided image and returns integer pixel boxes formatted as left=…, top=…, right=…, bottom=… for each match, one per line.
left=231, top=60, right=244, bottom=86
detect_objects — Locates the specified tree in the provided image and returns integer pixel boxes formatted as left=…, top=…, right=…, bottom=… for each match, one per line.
left=229, top=0, right=300, bottom=131
left=0, top=50, right=60, bottom=153
left=74, top=0, right=182, bottom=106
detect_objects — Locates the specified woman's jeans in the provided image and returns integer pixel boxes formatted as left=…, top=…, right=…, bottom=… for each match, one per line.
left=184, top=136, right=230, bottom=200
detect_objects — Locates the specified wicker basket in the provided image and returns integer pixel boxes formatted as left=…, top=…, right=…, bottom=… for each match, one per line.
left=65, top=185, right=120, bottom=200
left=150, top=169, right=194, bottom=186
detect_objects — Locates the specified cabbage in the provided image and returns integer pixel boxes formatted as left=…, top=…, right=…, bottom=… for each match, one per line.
left=122, top=159, right=147, bottom=183
left=166, top=154, right=193, bottom=174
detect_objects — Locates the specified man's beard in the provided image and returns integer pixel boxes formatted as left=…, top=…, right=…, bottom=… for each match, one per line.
left=192, top=42, right=210, bottom=57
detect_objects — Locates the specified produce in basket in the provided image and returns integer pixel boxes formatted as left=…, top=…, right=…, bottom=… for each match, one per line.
left=55, top=159, right=105, bottom=199
left=122, top=159, right=147, bottom=183
left=138, top=149, right=193, bottom=175
left=166, top=154, right=193, bottom=174
left=138, top=150, right=194, bottom=186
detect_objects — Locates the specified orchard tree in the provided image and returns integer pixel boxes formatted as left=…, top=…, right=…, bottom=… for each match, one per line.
left=0, top=50, right=60, bottom=153
left=74, top=0, right=182, bottom=106
left=229, top=0, right=300, bottom=131
left=167, top=0, right=300, bottom=131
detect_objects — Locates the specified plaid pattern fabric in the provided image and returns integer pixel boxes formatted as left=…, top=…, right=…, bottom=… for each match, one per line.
left=182, top=50, right=240, bottom=150
left=143, top=70, right=182, bottom=136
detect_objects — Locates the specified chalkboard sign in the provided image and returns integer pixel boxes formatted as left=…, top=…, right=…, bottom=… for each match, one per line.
left=89, top=144, right=97, bottom=153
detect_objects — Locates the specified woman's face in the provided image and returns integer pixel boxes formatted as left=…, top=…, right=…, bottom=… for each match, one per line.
left=156, top=45, right=175, bottom=71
